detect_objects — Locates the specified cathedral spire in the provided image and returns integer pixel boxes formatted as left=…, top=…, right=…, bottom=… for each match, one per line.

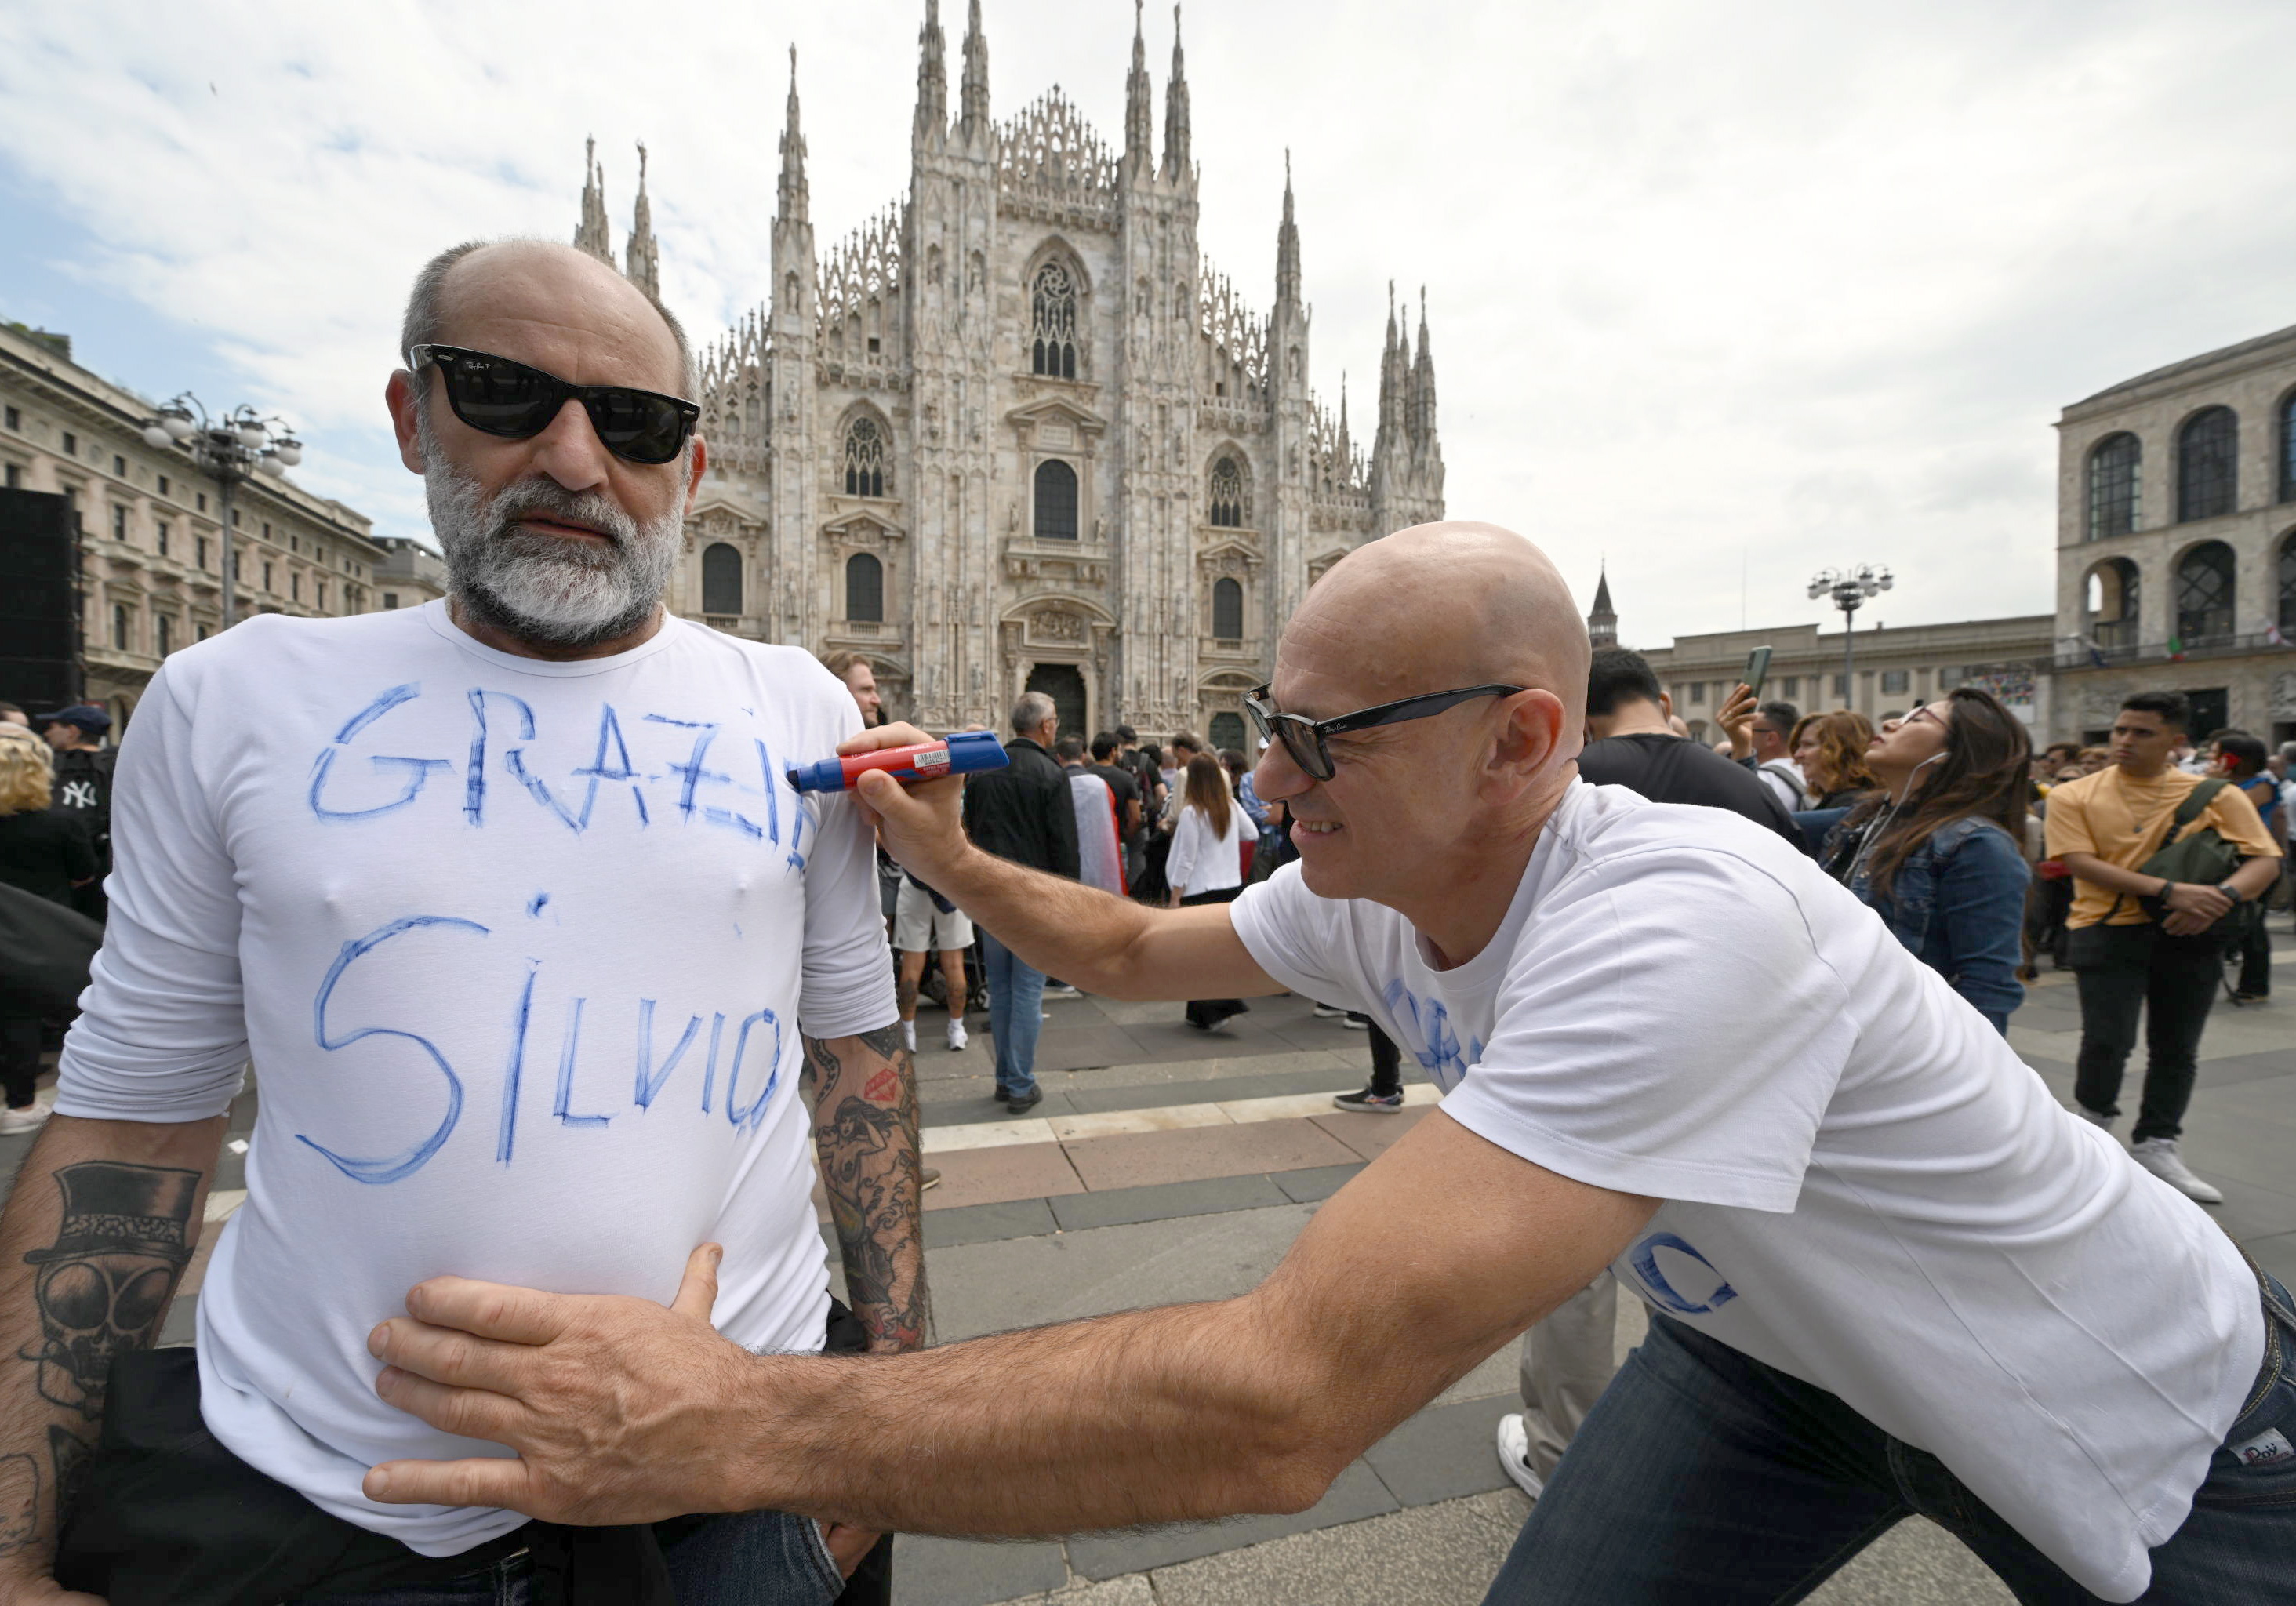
left=959, top=0, right=990, bottom=144
left=623, top=141, right=660, bottom=300
left=1337, top=372, right=1352, bottom=464
left=1411, top=285, right=1437, bottom=445
left=778, top=47, right=809, bottom=227
left=1123, top=0, right=1153, bottom=174
left=1160, top=3, right=1190, bottom=183
left=915, top=0, right=948, bottom=146
left=1274, top=148, right=1302, bottom=306
left=575, top=135, right=613, bottom=265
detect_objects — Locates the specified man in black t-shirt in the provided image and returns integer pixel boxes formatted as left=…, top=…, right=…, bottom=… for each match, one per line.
left=1495, top=645, right=1796, bottom=1504
left=1575, top=652, right=1797, bottom=840
left=1088, top=732, right=1144, bottom=884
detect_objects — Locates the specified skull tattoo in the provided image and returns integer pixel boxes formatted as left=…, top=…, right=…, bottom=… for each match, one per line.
left=21, top=1163, right=198, bottom=1421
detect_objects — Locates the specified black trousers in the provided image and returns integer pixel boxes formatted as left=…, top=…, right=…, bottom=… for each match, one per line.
left=1347, top=1015, right=1404, bottom=1097
left=2069, top=921, right=2225, bottom=1143
left=2236, top=914, right=2273, bottom=997
left=1180, top=886, right=1247, bottom=1026
left=0, top=1015, right=42, bottom=1108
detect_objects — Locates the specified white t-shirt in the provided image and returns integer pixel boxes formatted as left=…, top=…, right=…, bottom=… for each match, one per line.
left=1230, top=780, right=2259, bottom=1602
left=1066, top=769, right=1124, bottom=896
left=56, top=603, right=896, bottom=1556
left=1753, top=756, right=1807, bottom=812
left=1167, top=801, right=1245, bottom=897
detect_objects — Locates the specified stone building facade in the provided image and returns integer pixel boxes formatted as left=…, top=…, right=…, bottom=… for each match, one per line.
left=0, top=319, right=383, bottom=728
left=2053, top=322, right=2296, bottom=747
left=573, top=3, right=1444, bottom=747
left=371, top=534, right=450, bottom=612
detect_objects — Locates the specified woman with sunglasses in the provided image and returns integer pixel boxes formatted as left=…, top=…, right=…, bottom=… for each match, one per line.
left=1821, top=689, right=2033, bottom=1033
left=1166, top=754, right=1252, bottom=1030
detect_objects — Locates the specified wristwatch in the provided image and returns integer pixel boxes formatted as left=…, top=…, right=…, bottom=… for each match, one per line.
left=2217, top=880, right=2244, bottom=904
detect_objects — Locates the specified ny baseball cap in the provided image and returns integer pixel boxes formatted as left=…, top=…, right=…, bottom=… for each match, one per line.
left=39, top=704, right=111, bottom=734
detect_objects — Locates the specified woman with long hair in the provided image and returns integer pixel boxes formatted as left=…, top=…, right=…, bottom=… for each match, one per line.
left=1790, top=710, right=1879, bottom=808
left=1167, top=752, right=1249, bottom=1030
left=1822, top=688, right=2033, bottom=1032
left=0, top=727, right=96, bottom=1132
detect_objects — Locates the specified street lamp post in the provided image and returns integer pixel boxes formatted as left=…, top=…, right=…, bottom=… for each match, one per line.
left=139, top=397, right=303, bottom=630
left=1807, top=565, right=1893, bottom=710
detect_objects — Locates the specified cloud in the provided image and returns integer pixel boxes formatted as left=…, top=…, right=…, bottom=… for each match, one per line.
left=3, top=0, right=2291, bottom=647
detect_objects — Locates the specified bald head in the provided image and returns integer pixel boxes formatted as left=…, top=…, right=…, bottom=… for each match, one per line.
left=1284, top=522, right=1589, bottom=729
left=401, top=239, right=693, bottom=399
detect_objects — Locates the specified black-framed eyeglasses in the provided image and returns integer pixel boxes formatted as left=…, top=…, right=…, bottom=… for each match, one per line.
left=409, top=344, right=699, bottom=465
left=1244, top=682, right=1526, bottom=782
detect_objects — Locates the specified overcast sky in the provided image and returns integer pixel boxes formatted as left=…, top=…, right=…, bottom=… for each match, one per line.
left=4, top=0, right=2292, bottom=649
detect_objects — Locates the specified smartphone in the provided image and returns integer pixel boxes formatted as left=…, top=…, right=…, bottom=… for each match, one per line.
left=1742, top=646, right=1772, bottom=699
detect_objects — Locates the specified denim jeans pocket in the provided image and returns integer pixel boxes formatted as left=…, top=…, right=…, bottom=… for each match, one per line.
left=794, top=1512, right=847, bottom=1601
left=2196, top=1280, right=2296, bottom=1510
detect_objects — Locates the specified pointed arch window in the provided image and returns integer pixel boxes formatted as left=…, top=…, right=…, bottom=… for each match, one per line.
left=845, top=551, right=884, bottom=623
left=1208, top=456, right=1248, bottom=528
left=2174, top=540, right=2235, bottom=645
left=700, top=543, right=743, bottom=616
left=1212, top=576, right=1244, bottom=640
left=2085, top=433, right=2139, bottom=541
left=843, top=416, right=887, bottom=498
left=1033, top=459, right=1078, bottom=541
left=1030, top=262, right=1077, bottom=379
left=2177, top=407, right=2237, bottom=523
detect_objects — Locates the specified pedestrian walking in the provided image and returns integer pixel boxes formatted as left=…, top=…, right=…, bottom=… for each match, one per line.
left=2045, top=692, right=2281, bottom=1204
left=34, top=703, right=114, bottom=924
left=961, top=692, right=1077, bottom=1112
left=1167, top=752, right=1248, bottom=1030
left=1057, top=736, right=1126, bottom=897
left=2212, top=732, right=2280, bottom=1004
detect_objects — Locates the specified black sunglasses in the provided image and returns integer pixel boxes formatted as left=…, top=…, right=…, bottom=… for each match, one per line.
left=409, top=344, right=699, bottom=465
left=1244, top=682, right=1526, bottom=782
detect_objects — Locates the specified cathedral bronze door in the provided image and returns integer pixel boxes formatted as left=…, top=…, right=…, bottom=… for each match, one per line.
left=1026, top=663, right=1087, bottom=740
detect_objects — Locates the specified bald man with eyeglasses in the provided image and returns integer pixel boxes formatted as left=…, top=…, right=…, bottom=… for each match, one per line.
left=368, top=522, right=2296, bottom=1605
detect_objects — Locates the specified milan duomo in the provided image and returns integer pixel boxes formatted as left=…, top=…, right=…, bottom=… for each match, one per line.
left=575, top=2, right=1445, bottom=747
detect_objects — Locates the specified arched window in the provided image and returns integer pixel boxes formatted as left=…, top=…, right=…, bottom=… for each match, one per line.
left=1212, top=577, right=1244, bottom=640
left=843, top=416, right=886, bottom=498
left=1030, top=262, right=1077, bottom=379
left=1033, top=459, right=1078, bottom=541
left=1208, top=711, right=1246, bottom=753
left=1208, top=456, right=1248, bottom=528
left=2084, top=557, right=2140, bottom=651
left=2278, top=530, right=2296, bottom=634
left=2177, top=407, right=2237, bottom=522
left=2280, top=390, right=2296, bottom=503
left=700, top=542, right=743, bottom=616
left=845, top=552, right=883, bottom=623
left=2174, top=540, right=2235, bottom=645
left=2086, top=433, right=2140, bottom=541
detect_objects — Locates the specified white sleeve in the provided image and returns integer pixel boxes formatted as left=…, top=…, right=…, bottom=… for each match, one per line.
left=794, top=705, right=899, bottom=1041
left=1438, top=847, right=1852, bottom=1212
left=1228, top=863, right=1366, bottom=1010
left=1165, top=807, right=1201, bottom=892
left=54, top=666, right=249, bottom=1122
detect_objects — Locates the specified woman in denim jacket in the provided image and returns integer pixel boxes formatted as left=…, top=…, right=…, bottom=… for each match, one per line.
left=1822, top=688, right=2033, bottom=1033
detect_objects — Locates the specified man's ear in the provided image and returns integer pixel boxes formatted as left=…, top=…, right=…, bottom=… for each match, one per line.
left=1658, top=691, right=1673, bottom=719
left=684, top=433, right=709, bottom=511
left=386, top=371, right=427, bottom=475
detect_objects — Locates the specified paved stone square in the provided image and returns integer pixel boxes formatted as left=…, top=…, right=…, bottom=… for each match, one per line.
left=2, top=915, right=2287, bottom=1604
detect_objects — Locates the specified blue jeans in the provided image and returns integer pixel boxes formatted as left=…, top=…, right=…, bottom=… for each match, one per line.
left=980, top=930, right=1044, bottom=1098
left=290, top=1510, right=842, bottom=1605
left=1487, top=1274, right=2296, bottom=1604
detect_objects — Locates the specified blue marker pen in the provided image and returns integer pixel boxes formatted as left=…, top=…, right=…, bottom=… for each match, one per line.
left=786, top=729, right=1010, bottom=793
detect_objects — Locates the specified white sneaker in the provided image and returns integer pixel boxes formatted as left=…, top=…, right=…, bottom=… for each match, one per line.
left=2075, top=1106, right=2115, bottom=1132
left=2130, top=1138, right=2224, bottom=1204
left=0, top=1104, right=49, bottom=1135
left=1043, top=983, right=1081, bottom=999
left=901, top=1019, right=917, bottom=1054
left=946, top=1018, right=968, bottom=1052
left=1311, top=1004, right=1346, bottom=1019
left=1493, top=1414, right=1546, bottom=1502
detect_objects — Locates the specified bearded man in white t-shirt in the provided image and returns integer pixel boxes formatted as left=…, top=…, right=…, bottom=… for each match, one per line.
left=0, top=241, right=922, bottom=1606
left=366, top=524, right=2294, bottom=1604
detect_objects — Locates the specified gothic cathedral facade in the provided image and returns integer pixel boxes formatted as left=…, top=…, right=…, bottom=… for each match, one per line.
left=576, top=2, right=1444, bottom=747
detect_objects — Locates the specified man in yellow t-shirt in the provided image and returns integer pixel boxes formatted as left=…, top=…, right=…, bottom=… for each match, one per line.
left=2044, top=691, right=2280, bottom=1203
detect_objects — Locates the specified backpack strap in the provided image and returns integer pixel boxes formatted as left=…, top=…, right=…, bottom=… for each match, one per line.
left=2167, top=777, right=2228, bottom=841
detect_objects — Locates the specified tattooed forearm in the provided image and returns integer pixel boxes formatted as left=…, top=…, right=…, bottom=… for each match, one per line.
left=805, top=1030, right=931, bottom=1351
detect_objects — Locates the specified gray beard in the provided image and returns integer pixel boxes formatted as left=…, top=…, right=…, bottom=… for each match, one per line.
left=421, top=418, right=682, bottom=651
